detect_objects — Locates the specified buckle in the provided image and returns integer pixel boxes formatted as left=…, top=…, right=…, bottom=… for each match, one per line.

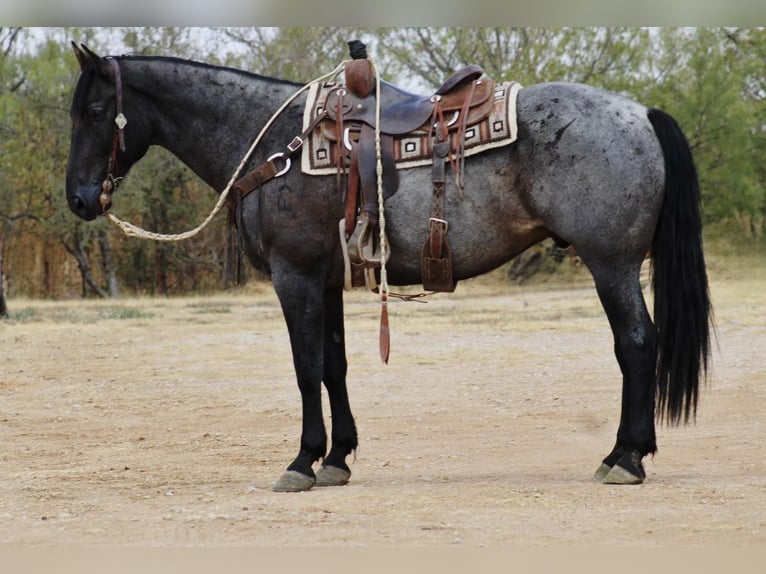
left=343, top=127, right=354, bottom=151
left=268, top=153, right=292, bottom=178
left=429, top=217, right=448, bottom=232
left=287, top=136, right=303, bottom=152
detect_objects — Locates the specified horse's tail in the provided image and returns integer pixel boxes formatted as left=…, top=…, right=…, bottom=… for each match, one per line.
left=648, top=107, right=712, bottom=425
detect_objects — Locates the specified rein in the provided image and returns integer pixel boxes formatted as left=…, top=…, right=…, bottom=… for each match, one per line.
left=99, top=56, right=393, bottom=362
left=101, top=60, right=350, bottom=243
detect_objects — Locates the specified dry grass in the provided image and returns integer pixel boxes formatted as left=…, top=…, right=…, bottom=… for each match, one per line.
left=0, top=254, right=764, bottom=546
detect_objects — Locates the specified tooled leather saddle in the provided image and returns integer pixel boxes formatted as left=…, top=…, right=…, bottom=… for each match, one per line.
left=315, top=57, right=501, bottom=292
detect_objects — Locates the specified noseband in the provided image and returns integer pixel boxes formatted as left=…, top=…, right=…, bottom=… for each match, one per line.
left=99, top=56, right=127, bottom=212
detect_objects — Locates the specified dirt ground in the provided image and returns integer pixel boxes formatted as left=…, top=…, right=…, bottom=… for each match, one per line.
left=1, top=257, right=764, bottom=547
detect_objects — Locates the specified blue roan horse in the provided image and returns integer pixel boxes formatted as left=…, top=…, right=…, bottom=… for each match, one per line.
left=66, top=44, right=711, bottom=491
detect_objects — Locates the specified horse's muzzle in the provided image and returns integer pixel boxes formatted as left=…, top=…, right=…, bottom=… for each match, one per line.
left=68, top=184, right=108, bottom=221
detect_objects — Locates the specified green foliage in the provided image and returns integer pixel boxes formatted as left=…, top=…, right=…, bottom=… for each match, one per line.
left=3, top=303, right=151, bottom=323
left=214, top=27, right=372, bottom=81
left=378, top=27, right=765, bottom=239
left=97, top=306, right=152, bottom=320
left=641, top=28, right=765, bottom=236
left=5, top=306, right=37, bottom=322
left=0, top=27, right=763, bottom=300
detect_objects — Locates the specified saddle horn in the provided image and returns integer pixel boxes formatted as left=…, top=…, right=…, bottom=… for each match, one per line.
left=345, top=40, right=374, bottom=99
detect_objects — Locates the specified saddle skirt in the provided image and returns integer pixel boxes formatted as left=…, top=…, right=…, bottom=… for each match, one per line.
left=301, top=78, right=522, bottom=176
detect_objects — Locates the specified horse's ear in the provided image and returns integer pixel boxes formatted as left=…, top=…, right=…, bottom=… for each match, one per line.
left=73, top=43, right=110, bottom=76
left=72, top=41, right=87, bottom=71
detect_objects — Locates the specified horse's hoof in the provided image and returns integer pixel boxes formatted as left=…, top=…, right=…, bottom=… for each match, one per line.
left=272, top=470, right=315, bottom=492
left=601, top=464, right=644, bottom=484
left=592, top=462, right=612, bottom=482
left=315, top=465, right=351, bottom=487
left=600, top=450, right=645, bottom=484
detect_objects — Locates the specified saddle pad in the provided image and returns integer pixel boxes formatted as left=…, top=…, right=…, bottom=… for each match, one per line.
left=301, top=80, right=522, bottom=176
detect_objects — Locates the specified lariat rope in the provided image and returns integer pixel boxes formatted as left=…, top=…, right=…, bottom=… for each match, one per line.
left=106, top=56, right=392, bottom=360
left=372, top=64, right=388, bottom=300
left=104, top=60, right=351, bottom=241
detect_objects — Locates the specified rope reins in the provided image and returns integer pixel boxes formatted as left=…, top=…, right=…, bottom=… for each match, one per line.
left=102, top=57, right=394, bottom=360
left=102, top=59, right=351, bottom=242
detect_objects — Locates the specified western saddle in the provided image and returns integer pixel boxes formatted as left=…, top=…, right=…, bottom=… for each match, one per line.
left=233, top=42, right=498, bottom=293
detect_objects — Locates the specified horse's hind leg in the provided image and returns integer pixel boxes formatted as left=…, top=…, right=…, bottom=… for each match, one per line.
left=315, top=286, right=358, bottom=487
left=589, top=262, right=657, bottom=484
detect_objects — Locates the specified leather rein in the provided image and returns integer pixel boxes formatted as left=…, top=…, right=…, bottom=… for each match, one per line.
left=99, top=56, right=127, bottom=213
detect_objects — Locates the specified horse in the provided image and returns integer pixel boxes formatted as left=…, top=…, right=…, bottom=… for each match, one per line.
left=66, top=44, right=711, bottom=492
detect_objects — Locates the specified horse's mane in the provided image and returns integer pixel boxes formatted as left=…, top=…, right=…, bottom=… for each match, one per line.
left=71, top=53, right=302, bottom=118
left=120, top=54, right=303, bottom=87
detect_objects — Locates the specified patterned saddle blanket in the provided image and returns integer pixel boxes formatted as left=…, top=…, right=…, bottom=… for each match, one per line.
left=301, top=78, right=522, bottom=176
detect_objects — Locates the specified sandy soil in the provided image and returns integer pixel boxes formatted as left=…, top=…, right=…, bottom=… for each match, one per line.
left=1, top=261, right=764, bottom=547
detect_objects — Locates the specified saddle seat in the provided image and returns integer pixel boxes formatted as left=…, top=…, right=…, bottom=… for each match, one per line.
left=325, top=64, right=492, bottom=136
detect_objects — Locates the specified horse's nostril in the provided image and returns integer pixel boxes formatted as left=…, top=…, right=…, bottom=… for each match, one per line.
left=69, top=192, right=97, bottom=220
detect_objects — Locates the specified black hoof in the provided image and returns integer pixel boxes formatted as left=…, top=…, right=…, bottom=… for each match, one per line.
left=272, top=470, right=316, bottom=492
left=600, top=450, right=645, bottom=485
left=315, top=465, right=351, bottom=487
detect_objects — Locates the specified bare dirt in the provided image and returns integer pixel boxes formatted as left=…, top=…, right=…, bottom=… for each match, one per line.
left=1, top=258, right=764, bottom=547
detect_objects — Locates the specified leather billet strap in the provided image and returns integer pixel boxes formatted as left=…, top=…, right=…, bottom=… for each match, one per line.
left=455, top=80, right=478, bottom=192
left=232, top=110, right=329, bottom=201
left=428, top=141, right=450, bottom=259
left=427, top=101, right=452, bottom=260
left=419, top=100, right=457, bottom=293
left=231, top=160, right=281, bottom=198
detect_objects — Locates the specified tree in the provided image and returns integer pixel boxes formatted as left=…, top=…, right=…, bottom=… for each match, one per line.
left=644, top=28, right=765, bottom=239
left=1, top=27, right=763, bottom=300
left=376, top=28, right=653, bottom=91
left=2, top=34, right=92, bottom=297
left=379, top=27, right=765, bottom=243
left=215, top=27, right=372, bottom=81
left=1, top=27, right=29, bottom=312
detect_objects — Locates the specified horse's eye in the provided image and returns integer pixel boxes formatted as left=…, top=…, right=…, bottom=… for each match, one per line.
left=87, top=103, right=107, bottom=123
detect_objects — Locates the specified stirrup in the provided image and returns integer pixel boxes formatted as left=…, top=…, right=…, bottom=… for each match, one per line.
left=347, top=212, right=371, bottom=265
left=339, top=218, right=382, bottom=292
left=347, top=212, right=389, bottom=267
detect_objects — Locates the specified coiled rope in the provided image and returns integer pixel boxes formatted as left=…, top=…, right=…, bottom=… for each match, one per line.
left=104, top=60, right=350, bottom=242
left=106, top=54, right=391, bottom=360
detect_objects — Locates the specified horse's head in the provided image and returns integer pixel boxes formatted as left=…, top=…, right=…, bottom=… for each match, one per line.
left=66, top=44, right=150, bottom=221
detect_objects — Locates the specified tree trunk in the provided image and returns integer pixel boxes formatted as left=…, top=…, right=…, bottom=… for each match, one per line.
left=62, top=230, right=109, bottom=298
left=0, top=239, right=7, bottom=318
left=155, top=244, right=168, bottom=296
left=98, top=229, right=119, bottom=298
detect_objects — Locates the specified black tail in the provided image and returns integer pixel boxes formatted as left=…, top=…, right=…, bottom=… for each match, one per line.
left=648, top=108, right=712, bottom=425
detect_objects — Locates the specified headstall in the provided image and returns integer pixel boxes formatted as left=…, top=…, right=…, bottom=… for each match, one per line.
left=99, top=56, right=127, bottom=212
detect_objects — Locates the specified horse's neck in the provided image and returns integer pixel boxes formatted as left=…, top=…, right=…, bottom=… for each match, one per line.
left=127, top=59, right=297, bottom=191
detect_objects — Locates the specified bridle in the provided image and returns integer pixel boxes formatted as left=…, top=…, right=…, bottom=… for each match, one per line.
left=99, top=56, right=127, bottom=213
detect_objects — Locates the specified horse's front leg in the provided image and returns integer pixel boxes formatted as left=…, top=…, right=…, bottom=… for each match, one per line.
left=315, top=286, right=358, bottom=487
left=271, top=267, right=328, bottom=492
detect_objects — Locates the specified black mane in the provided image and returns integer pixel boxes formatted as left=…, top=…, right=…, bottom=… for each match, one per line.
left=70, top=53, right=302, bottom=120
